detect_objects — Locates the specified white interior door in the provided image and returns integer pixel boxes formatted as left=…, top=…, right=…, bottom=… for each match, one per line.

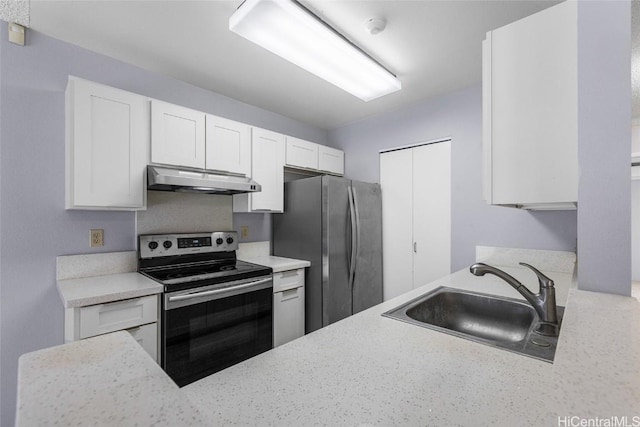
left=380, top=140, right=451, bottom=300
left=380, top=149, right=413, bottom=300
left=412, top=141, right=451, bottom=287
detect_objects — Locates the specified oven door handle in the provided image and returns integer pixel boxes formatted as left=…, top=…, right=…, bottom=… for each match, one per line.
left=167, top=278, right=272, bottom=302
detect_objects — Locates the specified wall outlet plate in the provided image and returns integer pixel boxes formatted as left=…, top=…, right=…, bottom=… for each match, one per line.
left=90, top=229, right=104, bottom=247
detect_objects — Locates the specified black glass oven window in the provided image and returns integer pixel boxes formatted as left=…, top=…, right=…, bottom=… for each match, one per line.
left=163, top=287, right=273, bottom=387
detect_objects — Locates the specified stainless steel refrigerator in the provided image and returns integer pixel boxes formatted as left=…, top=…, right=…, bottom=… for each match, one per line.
left=272, top=175, right=383, bottom=334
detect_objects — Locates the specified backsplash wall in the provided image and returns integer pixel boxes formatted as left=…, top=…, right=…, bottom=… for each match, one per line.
left=137, top=191, right=233, bottom=235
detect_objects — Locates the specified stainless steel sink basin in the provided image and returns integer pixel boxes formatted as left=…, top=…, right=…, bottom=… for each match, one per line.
left=382, top=286, right=563, bottom=362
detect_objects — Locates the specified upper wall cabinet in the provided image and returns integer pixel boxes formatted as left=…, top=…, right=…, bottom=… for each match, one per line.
left=151, top=100, right=206, bottom=169
left=318, top=145, right=344, bottom=176
left=206, top=115, right=251, bottom=176
left=285, top=136, right=344, bottom=176
left=286, top=137, right=319, bottom=170
left=234, top=128, right=285, bottom=213
left=483, top=1, right=577, bottom=210
left=66, top=77, right=148, bottom=210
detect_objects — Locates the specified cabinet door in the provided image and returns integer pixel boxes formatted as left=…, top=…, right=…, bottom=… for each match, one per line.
left=285, top=137, right=318, bottom=170
left=238, top=128, right=284, bottom=212
left=151, top=100, right=205, bottom=169
left=486, top=1, right=577, bottom=207
left=205, top=115, right=250, bottom=175
left=318, top=145, right=344, bottom=176
left=412, top=142, right=451, bottom=286
left=128, top=323, right=158, bottom=362
left=66, top=78, right=148, bottom=210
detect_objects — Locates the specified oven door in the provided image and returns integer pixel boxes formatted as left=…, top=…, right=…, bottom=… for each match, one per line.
left=162, top=275, right=273, bottom=387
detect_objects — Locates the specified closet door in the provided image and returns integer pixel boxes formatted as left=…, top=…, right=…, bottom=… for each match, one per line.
left=380, top=140, right=451, bottom=300
left=412, top=142, right=451, bottom=287
left=380, top=149, right=413, bottom=300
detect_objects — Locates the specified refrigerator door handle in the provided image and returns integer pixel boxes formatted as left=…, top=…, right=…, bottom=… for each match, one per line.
left=347, top=186, right=357, bottom=291
left=352, top=186, right=361, bottom=285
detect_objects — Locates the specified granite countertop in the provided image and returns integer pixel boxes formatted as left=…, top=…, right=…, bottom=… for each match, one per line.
left=183, top=267, right=640, bottom=426
left=56, top=251, right=163, bottom=308
left=239, top=255, right=311, bottom=273
left=16, top=331, right=205, bottom=426
left=57, top=273, right=163, bottom=308
left=18, top=263, right=640, bottom=425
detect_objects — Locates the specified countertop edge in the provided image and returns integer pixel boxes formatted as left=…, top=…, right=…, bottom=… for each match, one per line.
left=57, top=272, right=163, bottom=309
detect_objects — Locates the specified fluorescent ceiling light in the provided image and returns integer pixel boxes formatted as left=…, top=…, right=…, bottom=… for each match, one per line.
left=229, top=0, right=402, bottom=102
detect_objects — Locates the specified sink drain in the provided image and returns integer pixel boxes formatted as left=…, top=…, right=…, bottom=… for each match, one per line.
left=531, top=337, right=551, bottom=348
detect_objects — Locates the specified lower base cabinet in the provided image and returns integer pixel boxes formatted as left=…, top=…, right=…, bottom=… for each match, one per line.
left=273, top=269, right=305, bottom=347
left=64, top=295, right=159, bottom=362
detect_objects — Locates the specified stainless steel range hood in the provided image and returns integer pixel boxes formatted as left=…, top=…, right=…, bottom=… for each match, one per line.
left=147, top=166, right=261, bottom=195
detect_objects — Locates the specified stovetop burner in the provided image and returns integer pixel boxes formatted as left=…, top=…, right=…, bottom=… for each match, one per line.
left=138, top=232, right=272, bottom=292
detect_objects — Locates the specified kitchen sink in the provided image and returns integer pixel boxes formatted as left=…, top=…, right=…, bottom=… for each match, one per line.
left=382, top=286, right=563, bottom=362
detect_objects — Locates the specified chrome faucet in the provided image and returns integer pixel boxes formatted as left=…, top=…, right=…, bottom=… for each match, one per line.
left=469, top=262, right=559, bottom=336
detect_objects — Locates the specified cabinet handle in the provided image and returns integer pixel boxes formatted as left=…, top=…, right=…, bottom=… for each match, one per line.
left=281, top=288, right=299, bottom=301
left=414, top=242, right=417, bottom=253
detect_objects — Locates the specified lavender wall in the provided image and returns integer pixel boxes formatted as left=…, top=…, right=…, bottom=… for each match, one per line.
left=328, top=85, right=578, bottom=272
left=0, top=24, right=326, bottom=426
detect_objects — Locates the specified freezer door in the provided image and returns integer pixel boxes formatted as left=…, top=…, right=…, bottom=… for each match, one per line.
left=350, top=180, right=383, bottom=314
left=322, top=175, right=352, bottom=326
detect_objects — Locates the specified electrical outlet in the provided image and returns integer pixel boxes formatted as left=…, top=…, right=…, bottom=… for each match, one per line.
left=241, top=226, right=249, bottom=239
left=90, top=229, right=104, bottom=247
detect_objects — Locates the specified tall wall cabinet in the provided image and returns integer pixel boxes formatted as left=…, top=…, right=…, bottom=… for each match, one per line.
left=380, top=140, right=451, bottom=300
left=483, top=1, right=577, bottom=210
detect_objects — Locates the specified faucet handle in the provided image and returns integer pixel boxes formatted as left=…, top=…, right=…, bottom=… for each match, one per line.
left=519, top=262, right=554, bottom=289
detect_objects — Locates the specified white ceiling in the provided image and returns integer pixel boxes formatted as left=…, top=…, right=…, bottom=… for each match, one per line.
left=28, top=0, right=638, bottom=130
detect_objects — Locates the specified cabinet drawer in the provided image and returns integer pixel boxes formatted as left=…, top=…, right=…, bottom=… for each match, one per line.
left=273, top=268, right=304, bottom=292
left=127, top=323, right=158, bottom=362
left=286, top=137, right=319, bottom=170
left=79, top=295, right=158, bottom=339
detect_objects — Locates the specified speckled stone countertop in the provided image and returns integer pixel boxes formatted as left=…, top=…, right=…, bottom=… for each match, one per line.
left=183, top=267, right=640, bottom=426
left=16, top=331, right=205, bottom=426
left=57, top=273, right=163, bottom=308
left=18, top=259, right=640, bottom=426
left=239, top=255, right=310, bottom=273
left=56, top=251, right=163, bottom=308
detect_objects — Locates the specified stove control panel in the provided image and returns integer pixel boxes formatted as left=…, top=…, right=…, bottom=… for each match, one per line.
left=139, top=231, right=238, bottom=258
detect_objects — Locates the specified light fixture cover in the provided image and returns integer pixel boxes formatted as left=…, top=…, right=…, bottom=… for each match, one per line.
left=229, top=0, right=401, bottom=102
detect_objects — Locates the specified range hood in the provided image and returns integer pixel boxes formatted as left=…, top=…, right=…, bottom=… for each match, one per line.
left=147, top=166, right=261, bottom=195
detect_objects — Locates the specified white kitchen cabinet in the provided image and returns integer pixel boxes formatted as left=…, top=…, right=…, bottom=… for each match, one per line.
left=234, top=128, right=285, bottom=213
left=483, top=1, right=577, bottom=210
left=65, top=77, right=148, bottom=210
left=380, top=141, right=451, bottom=300
left=151, top=100, right=206, bottom=169
left=318, top=145, right=344, bottom=176
left=206, top=115, right=251, bottom=175
left=286, top=137, right=319, bottom=170
left=273, top=269, right=305, bottom=347
left=64, top=294, right=159, bottom=361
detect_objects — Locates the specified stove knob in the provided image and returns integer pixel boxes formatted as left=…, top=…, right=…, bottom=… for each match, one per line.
left=216, top=238, right=224, bottom=245
left=163, top=240, right=173, bottom=249
left=226, top=237, right=234, bottom=244
left=148, top=241, right=158, bottom=250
